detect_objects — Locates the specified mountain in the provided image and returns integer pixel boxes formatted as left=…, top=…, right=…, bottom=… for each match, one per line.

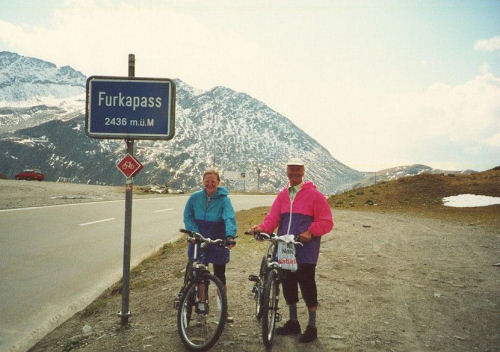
left=0, top=51, right=85, bottom=133
left=353, top=164, right=477, bottom=188
left=0, top=51, right=364, bottom=194
left=0, top=51, right=85, bottom=102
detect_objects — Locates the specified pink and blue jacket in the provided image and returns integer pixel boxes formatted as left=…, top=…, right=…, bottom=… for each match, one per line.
left=259, top=181, right=334, bottom=264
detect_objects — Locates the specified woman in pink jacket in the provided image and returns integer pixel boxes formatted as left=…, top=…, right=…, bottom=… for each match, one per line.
left=249, top=158, right=333, bottom=343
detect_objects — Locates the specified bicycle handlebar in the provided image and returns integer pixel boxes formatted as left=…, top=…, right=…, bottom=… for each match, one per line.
left=180, top=229, right=236, bottom=247
left=244, top=231, right=303, bottom=246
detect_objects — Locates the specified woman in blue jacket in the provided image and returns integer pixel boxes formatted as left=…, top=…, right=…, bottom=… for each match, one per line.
left=183, top=168, right=237, bottom=321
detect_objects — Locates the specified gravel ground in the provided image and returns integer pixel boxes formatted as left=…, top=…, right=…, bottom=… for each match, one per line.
left=2, top=179, right=499, bottom=351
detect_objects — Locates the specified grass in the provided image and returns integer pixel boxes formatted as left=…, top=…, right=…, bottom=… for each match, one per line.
left=328, top=167, right=500, bottom=227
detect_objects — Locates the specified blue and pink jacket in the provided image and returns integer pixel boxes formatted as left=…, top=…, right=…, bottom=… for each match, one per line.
left=259, top=181, right=333, bottom=264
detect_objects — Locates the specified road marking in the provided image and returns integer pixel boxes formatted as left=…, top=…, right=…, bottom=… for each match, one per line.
left=154, top=208, right=174, bottom=213
left=0, top=196, right=189, bottom=213
left=79, top=218, right=115, bottom=226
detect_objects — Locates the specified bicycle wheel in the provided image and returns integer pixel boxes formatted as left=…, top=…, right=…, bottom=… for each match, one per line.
left=261, top=269, right=279, bottom=347
left=254, top=256, right=267, bottom=320
left=177, top=273, right=227, bottom=351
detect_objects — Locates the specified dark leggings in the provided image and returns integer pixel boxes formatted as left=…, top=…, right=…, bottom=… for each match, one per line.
left=212, top=264, right=226, bottom=285
left=282, top=263, right=318, bottom=308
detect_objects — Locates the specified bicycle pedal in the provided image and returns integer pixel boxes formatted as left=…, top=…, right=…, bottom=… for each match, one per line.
left=248, top=274, right=259, bottom=282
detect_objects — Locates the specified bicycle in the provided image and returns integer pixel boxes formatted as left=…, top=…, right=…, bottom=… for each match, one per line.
left=246, top=231, right=303, bottom=347
left=174, top=229, right=234, bottom=351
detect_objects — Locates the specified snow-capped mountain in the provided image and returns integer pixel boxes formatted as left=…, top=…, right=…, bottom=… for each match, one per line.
left=0, top=51, right=85, bottom=103
left=353, top=164, right=476, bottom=188
left=0, top=51, right=364, bottom=194
left=0, top=51, right=85, bottom=132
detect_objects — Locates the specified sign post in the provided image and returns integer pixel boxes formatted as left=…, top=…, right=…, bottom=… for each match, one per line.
left=85, top=54, right=176, bottom=327
left=120, top=54, right=135, bottom=327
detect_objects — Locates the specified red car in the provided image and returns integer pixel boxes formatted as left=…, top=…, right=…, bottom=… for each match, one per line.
left=15, top=169, right=45, bottom=181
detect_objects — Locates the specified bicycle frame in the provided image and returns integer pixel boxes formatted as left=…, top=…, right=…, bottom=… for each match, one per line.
left=174, top=235, right=210, bottom=309
left=174, top=229, right=232, bottom=352
left=247, top=231, right=302, bottom=347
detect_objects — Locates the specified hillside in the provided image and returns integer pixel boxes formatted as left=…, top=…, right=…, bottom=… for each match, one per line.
left=352, top=164, right=477, bottom=188
left=328, top=167, right=500, bottom=227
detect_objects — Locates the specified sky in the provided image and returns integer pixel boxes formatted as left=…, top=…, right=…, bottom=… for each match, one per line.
left=0, top=0, right=499, bottom=172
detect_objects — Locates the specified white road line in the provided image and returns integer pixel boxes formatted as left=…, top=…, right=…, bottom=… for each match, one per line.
left=154, top=208, right=174, bottom=213
left=0, top=200, right=123, bottom=212
left=0, top=196, right=188, bottom=213
left=79, top=218, right=115, bottom=226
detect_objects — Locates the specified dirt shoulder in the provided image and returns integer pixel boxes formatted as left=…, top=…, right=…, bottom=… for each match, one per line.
left=28, top=205, right=500, bottom=352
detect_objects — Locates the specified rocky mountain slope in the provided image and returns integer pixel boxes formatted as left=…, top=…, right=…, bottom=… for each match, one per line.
left=0, top=51, right=364, bottom=194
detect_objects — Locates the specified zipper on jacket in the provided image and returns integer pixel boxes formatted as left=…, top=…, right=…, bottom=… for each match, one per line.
left=286, top=186, right=304, bottom=235
left=205, top=195, right=211, bottom=221
left=286, top=190, right=295, bottom=234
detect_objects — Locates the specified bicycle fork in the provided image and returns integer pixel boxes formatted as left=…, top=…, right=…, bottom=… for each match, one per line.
left=271, top=277, right=282, bottom=323
left=173, top=290, right=183, bottom=309
left=273, top=294, right=282, bottom=323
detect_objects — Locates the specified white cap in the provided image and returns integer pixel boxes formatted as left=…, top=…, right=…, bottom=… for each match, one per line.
left=286, top=158, right=305, bottom=167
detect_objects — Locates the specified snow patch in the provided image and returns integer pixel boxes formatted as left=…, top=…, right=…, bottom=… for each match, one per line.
left=442, top=194, right=500, bottom=207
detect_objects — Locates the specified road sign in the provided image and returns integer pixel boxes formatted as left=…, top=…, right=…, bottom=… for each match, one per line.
left=117, top=153, right=144, bottom=178
left=224, top=171, right=247, bottom=180
left=86, top=76, right=176, bottom=140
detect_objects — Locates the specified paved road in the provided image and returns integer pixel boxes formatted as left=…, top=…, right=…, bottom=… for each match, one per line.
left=0, top=195, right=274, bottom=352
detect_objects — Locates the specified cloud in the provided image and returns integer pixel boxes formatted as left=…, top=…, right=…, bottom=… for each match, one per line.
left=474, top=35, right=500, bottom=52
left=486, top=132, right=500, bottom=147
left=319, top=71, right=500, bottom=171
left=0, top=2, right=259, bottom=89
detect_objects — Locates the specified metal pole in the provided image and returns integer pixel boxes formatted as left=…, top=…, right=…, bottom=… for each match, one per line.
left=119, top=53, right=135, bottom=326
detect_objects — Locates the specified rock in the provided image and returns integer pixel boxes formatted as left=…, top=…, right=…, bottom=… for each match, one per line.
left=68, top=334, right=84, bottom=344
left=82, top=324, right=92, bottom=334
left=330, top=334, right=345, bottom=339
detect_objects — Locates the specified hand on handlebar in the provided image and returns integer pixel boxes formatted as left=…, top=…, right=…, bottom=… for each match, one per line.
left=244, top=229, right=267, bottom=241
left=247, top=225, right=263, bottom=234
left=226, top=237, right=236, bottom=249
